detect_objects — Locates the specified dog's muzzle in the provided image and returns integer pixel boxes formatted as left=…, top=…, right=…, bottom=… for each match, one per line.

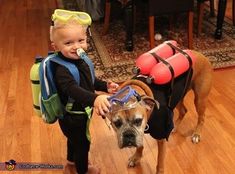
left=122, top=130, right=137, bottom=147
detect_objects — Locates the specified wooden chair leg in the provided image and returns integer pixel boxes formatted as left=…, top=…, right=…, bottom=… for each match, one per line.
left=149, top=16, right=155, bottom=49
left=209, top=0, right=215, bottom=17
left=103, top=1, right=111, bottom=35
left=197, top=2, right=205, bottom=36
left=233, top=0, right=235, bottom=25
left=188, top=11, right=193, bottom=49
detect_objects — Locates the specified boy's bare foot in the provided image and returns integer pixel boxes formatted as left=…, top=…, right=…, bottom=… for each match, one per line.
left=63, top=161, right=100, bottom=174
left=87, top=164, right=101, bottom=174
left=63, top=162, right=76, bottom=174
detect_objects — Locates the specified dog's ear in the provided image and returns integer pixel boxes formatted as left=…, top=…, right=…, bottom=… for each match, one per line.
left=140, top=96, right=160, bottom=111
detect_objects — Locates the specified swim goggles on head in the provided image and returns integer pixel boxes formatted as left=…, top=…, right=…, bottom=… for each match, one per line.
left=108, top=86, right=141, bottom=113
left=52, top=9, right=92, bottom=26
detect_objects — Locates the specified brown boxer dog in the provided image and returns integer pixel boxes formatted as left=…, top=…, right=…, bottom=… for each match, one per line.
left=105, top=50, right=212, bottom=174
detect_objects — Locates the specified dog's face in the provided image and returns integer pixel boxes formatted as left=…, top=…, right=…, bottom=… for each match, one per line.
left=107, top=96, right=158, bottom=149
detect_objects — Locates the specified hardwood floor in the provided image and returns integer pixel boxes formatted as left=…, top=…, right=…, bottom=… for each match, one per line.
left=0, top=0, right=234, bottom=174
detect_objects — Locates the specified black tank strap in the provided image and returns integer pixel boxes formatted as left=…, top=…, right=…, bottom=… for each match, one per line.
left=150, top=52, right=175, bottom=106
left=150, top=52, right=175, bottom=82
left=164, top=42, right=177, bottom=55
left=165, top=42, right=193, bottom=67
left=150, top=43, right=195, bottom=108
left=165, top=42, right=194, bottom=107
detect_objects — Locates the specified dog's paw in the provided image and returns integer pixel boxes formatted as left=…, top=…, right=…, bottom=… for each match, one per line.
left=128, top=157, right=139, bottom=167
left=128, top=160, right=136, bottom=168
left=171, top=127, right=177, bottom=133
left=191, top=133, right=201, bottom=144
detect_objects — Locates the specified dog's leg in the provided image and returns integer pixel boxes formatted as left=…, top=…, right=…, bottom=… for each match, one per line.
left=191, top=71, right=212, bottom=143
left=128, top=146, right=143, bottom=167
left=191, top=92, right=207, bottom=143
left=173, top=100, right=188, bottom=132
left=156, top=139, right=166, bottom=174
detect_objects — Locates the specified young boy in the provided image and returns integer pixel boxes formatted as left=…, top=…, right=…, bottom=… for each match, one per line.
left=50, top=9, right=118, bottom=174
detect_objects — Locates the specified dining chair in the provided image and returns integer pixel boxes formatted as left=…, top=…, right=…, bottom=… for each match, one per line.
left=197, top=0, right=215, bottom=36
left=147, top=0, right=194, bottom=49
left=198, top=0, right=235, bottom=35
left=102, top=0, right=222, bottom=49
left=103, top=0, right=128, bottom=35
left=103, top=0, right=195, bottom=49
left=102, top=0, right=112, bottom=35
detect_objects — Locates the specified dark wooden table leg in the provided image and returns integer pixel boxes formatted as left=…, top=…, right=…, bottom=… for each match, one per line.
left=214, top=0, right=227, bottom=39
left=124, top=0, right=134, bottom=51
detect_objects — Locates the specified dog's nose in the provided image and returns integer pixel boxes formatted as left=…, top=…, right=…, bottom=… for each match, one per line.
left=123, top=131, right=136, bottom=147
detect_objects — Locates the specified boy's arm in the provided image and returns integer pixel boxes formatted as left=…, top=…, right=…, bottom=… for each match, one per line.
left=55, top=65, right=98, bottom=107
left=94, top=77, right=108, bottom=92
left=94, top=77, right=119, bottom=93
left=56, top=68, right=111, bottom=116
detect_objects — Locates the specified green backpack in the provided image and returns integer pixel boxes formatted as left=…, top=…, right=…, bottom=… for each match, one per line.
left=30, top=52, right=95, bottom=124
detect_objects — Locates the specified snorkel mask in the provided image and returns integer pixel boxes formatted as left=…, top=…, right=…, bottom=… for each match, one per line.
left=108, top=86, right=141, bottom=113
left=51, top=9, right=92, bottom=26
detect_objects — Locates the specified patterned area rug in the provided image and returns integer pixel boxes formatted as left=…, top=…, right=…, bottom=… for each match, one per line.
left=60, top=0, right=235, bottom=82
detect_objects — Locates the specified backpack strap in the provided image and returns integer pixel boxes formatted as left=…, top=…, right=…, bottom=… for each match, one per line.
left=40, top=54, right=58, bottom=100
left=40, top=54, right=80, bottom=97
left=50, top=54, right=95, bottom=117
left=50, top=55, right=80, bottom=84
left=39, top=54, right=65, bottom=121
left=51, top=53, right=95, bottom=84
left=51, top=53, right=94, bottom=141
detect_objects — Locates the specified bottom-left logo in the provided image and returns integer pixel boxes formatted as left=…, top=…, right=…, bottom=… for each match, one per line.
left=0, top=159, right=63, bottom=171
left=5, top=159, right=16, bottom=171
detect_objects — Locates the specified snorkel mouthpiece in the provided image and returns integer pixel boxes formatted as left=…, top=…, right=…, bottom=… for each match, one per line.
left=76, top=48, right=85, bottom=57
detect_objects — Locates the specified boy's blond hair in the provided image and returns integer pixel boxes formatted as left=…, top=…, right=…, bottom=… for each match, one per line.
left=50, top=18, right=88, bottom=42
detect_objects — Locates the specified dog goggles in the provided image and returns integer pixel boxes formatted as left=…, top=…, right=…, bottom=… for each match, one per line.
left=52, top=9, right=92, bottom=26
left=108, top=86, right=141, bottom=113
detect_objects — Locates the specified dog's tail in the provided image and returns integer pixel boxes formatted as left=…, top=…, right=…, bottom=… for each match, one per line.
left=118, top=79, right=154, bottom=98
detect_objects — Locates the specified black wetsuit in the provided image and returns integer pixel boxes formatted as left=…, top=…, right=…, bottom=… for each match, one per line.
left=54, top=52, right=107, bottom=174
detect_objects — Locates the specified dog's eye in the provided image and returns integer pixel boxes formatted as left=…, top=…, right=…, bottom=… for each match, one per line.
left=113, top=119, right=123, bottom=128
left=133, top=118, right=143, bottom=126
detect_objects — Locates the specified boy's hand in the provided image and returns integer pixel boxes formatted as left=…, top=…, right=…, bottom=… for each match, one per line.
left=94, top=95, right=111, bottom=116
left=107, top=80, right=119, bottom=94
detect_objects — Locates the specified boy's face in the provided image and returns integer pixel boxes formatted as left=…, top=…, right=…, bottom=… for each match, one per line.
left=52, top=24, right=88, bottom=59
